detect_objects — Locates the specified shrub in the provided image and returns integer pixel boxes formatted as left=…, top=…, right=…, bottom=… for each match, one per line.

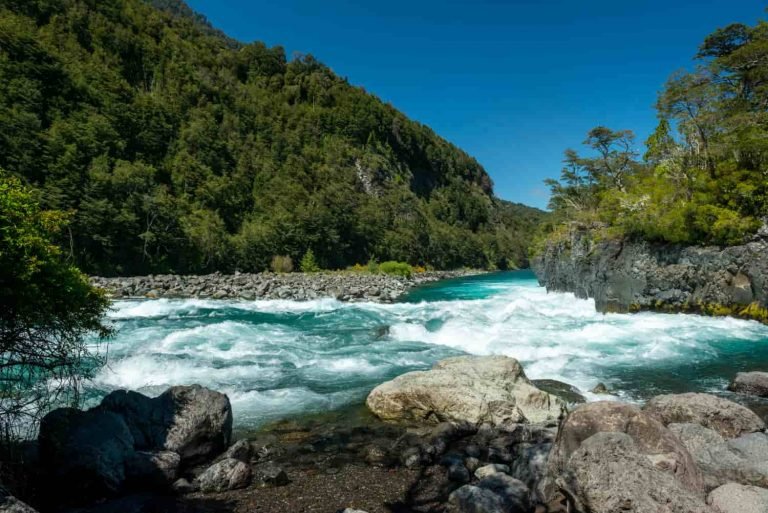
left=413, top=265, right=427, bottom=274
left=366, top=258, right=379, bottom=274
left=379, top=261, right=413, bottom=278
left=299, top=249, right=320, bottom=273
left=270, top=255, right=293, bottom=273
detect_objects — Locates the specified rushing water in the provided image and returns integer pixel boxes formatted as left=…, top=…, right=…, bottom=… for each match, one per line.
left=91, top=270, right=768, bottom=429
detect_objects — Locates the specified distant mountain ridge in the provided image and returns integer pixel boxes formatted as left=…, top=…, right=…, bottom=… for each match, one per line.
left=0, top=0, right=545, bottom=275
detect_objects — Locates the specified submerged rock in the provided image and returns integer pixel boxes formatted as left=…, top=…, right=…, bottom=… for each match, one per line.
left=531, top=379, right=586, bottom=404
left=643, top=393, right=765, bottom=439
left=366, top=356, right=565, bottom=426
left=729, top=372, right=768, bottom=398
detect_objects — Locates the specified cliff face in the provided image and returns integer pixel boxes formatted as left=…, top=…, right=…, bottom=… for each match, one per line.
left=531, top=224, right=768, bottom=323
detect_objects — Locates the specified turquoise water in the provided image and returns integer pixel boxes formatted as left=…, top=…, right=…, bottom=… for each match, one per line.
left=92, top=270, right=768, bottom=428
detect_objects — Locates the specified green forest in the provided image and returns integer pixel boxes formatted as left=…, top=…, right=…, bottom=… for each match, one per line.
left=540, top=19, right=768, bottom=249
left=0, top=0, right=544, bottom=276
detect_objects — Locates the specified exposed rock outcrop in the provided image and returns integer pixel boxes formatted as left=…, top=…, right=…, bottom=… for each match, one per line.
left=531, top=224, right=768, bottom=323
left=707, top=483, right=768, bottom=513
left=366, top=355, right=566, bottom=426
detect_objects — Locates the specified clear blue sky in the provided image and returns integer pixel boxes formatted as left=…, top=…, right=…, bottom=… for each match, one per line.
left=187, top=0, right=765, bottom=209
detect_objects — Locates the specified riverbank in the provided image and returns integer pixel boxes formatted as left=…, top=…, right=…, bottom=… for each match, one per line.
left=90, top=270, right=485, bottom=303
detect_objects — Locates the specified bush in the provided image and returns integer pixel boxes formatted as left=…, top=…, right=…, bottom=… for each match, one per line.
left=0, top=172, right=112, bottom=440
left=366, top=258, right=379, bottom=274
left=299, top=249, right=320, bottom=272
left=379, top=261, right=413, bottom=278
left=270, top=255, right=293, bottom=273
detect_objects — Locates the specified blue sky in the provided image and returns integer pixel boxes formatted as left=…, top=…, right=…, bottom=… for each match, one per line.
left=188, top=0, right=765, bottom=209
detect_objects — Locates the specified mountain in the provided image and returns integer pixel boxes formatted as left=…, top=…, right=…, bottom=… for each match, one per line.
left=0, top=0, right=545, bottom=275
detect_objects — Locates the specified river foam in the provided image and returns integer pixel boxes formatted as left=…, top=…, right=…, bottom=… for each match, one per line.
left=91, top=271, right=768, bottom=428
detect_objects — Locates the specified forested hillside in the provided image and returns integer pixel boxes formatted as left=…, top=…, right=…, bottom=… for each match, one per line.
left=539, top=18, right=767, bottom=249
left=0, top=0, right=544, bottom=275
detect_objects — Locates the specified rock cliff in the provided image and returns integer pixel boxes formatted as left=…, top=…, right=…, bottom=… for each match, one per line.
left=531, top=223, right=768, bottom=323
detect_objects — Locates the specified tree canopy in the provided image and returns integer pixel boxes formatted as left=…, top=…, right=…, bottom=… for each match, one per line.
left=0, top=0, right=544, bottom=275
left=542, top=17, right=768, bottom=247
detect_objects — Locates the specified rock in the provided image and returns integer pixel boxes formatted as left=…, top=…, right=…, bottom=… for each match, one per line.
left=125, top=450, right=180, bottom=487
left=171, top=478, right=199, bottom=494
left=707, top=483, right=768, bottom=513
left=671, top=423, right=768, bottom=490
left=590, top=382, right=610, bottom=394
left=363, top=443, right=391, bottom=466
left=100, top=385, right=233, bottom=464
left=476, top=474, right=530, bottom=512
left=729, top=372, right=768, bottom=397
left=339, top=510, right=369, bottom=513
left=366, top=356, right=565, bottom=426
left=38, top=407, right=135, bottom=499
left=509, top=442, right=551, bottom=492
left=448, top=463, right=471, bottom=483
left=475, top=464, right=510, bottom=480
left=446, top=485, right=507, bottom=513
left=464, top=457, right=480, bottom=472
left=0, top=489, right=39, bottom=513
left=557, top=432, right=713, bottom=513
left=223, top=439, right=252, bottom=462
left=532, top=379, right=586, bottom=404
left=644, top=393, right=765, bottom=439
left=253, top=461, right=289, bottom=487
left=544, top=401, right=702, bottom=497
left=197, top=458, right=251, bottom=493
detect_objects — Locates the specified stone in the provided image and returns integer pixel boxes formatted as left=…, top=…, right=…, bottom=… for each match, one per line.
left=223, top=439, right=252, bottom=462
left=558, top=432, right=713, bottom=513
left=0, top=489, right=39, bottom=513
left=253, top=461, right=289, bottom=487
left=671, top=423, right=768, bottom=490
left=366, top=356, right=565, bottom=426
left=363, top=443, right=391, bottom=467
left=644, top=393, right=765, bottom=439
left=171, top=478, right=199, bottom=494
left=509, top=442, right=551, bottom=493
left=446, top=485, right=507, bottom=513
left=531, top=379, right=586, bottom=404
left=448, top=463, right=471, bottom=483
left=197, top=458, right=251, bottom=493
left=476, top=474, right=530, bottom=512
left=707, top=483, right=768, bottom=513
left=729, top=372, right=768, bottom=397
left=339, top=510, right=369, bottom=513
left=125, top=450, right=180, bottom=487
left=475, top=464, right=510, bottom=480
left=590, top=382, right=610, bottom=394
left=543, top=401, right=702, bottom=497
left=38, top=407, right=135, bottom=499
left=464, top=457, right=480, bottom=472
left=100, top=385, right=233, bottom=464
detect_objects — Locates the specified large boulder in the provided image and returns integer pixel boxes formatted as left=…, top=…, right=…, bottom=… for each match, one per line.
left=558, top=432, right=713, bottom=513
left=100, top=385, right=233, bottom=464
left=38, top=408, right=135, bottom=499
left=707, top=483, right=768, bottom=513
left=125, top=450, right=180, bottom=488
left=670, top=423, right=768, bottom=490
left=729, top=372, right=768, bottom=398
left=543, top=401, right=702, bottom=497
left=366, top=356, right=565, bottom=425
left=643, top=393, right=765, bottom=439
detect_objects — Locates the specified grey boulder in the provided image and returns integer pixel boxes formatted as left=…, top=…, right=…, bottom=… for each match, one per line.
left=729, top=372, right=768, bottom=398
left=707, top=483, right=768, bottom=513
left=0, top=489, right=39, bottom=513
left=125, top=450, right=180, bottom=487
left=447, top=475, right=530, bottom=513
left=366, top=356, right=565, bottom=426
left=643, top=393, right=765, bottom=439
left=197, top=458, right=251, bottom=493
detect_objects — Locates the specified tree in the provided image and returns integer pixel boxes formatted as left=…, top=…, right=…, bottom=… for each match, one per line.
left=299, top=249, right=320, bottom=272
left=0, top=172, right=111, bottom=439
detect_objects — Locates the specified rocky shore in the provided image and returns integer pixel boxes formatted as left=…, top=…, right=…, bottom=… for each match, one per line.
left=531, top=222, right=768, bottom=323
left=90, top=270, right=483, bottom=302
left=8, top=358, right=768, bottom=513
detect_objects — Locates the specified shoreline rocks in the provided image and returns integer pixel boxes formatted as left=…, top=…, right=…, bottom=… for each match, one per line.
left=531, top=223, right=768, bottom=323
left=729, top=372, right=768, bottom=398
left=90, top=270, right=485, bottom=303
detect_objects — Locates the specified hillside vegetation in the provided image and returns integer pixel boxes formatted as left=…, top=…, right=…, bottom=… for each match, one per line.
left=539, top=18, right=767, bottom=249
left=0, top=0, right=544, bottom=275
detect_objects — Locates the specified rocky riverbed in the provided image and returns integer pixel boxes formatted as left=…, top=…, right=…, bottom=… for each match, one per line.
left=90, top=270, right=484, bottom=302
left=7, top=359, right=768, bottom=513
